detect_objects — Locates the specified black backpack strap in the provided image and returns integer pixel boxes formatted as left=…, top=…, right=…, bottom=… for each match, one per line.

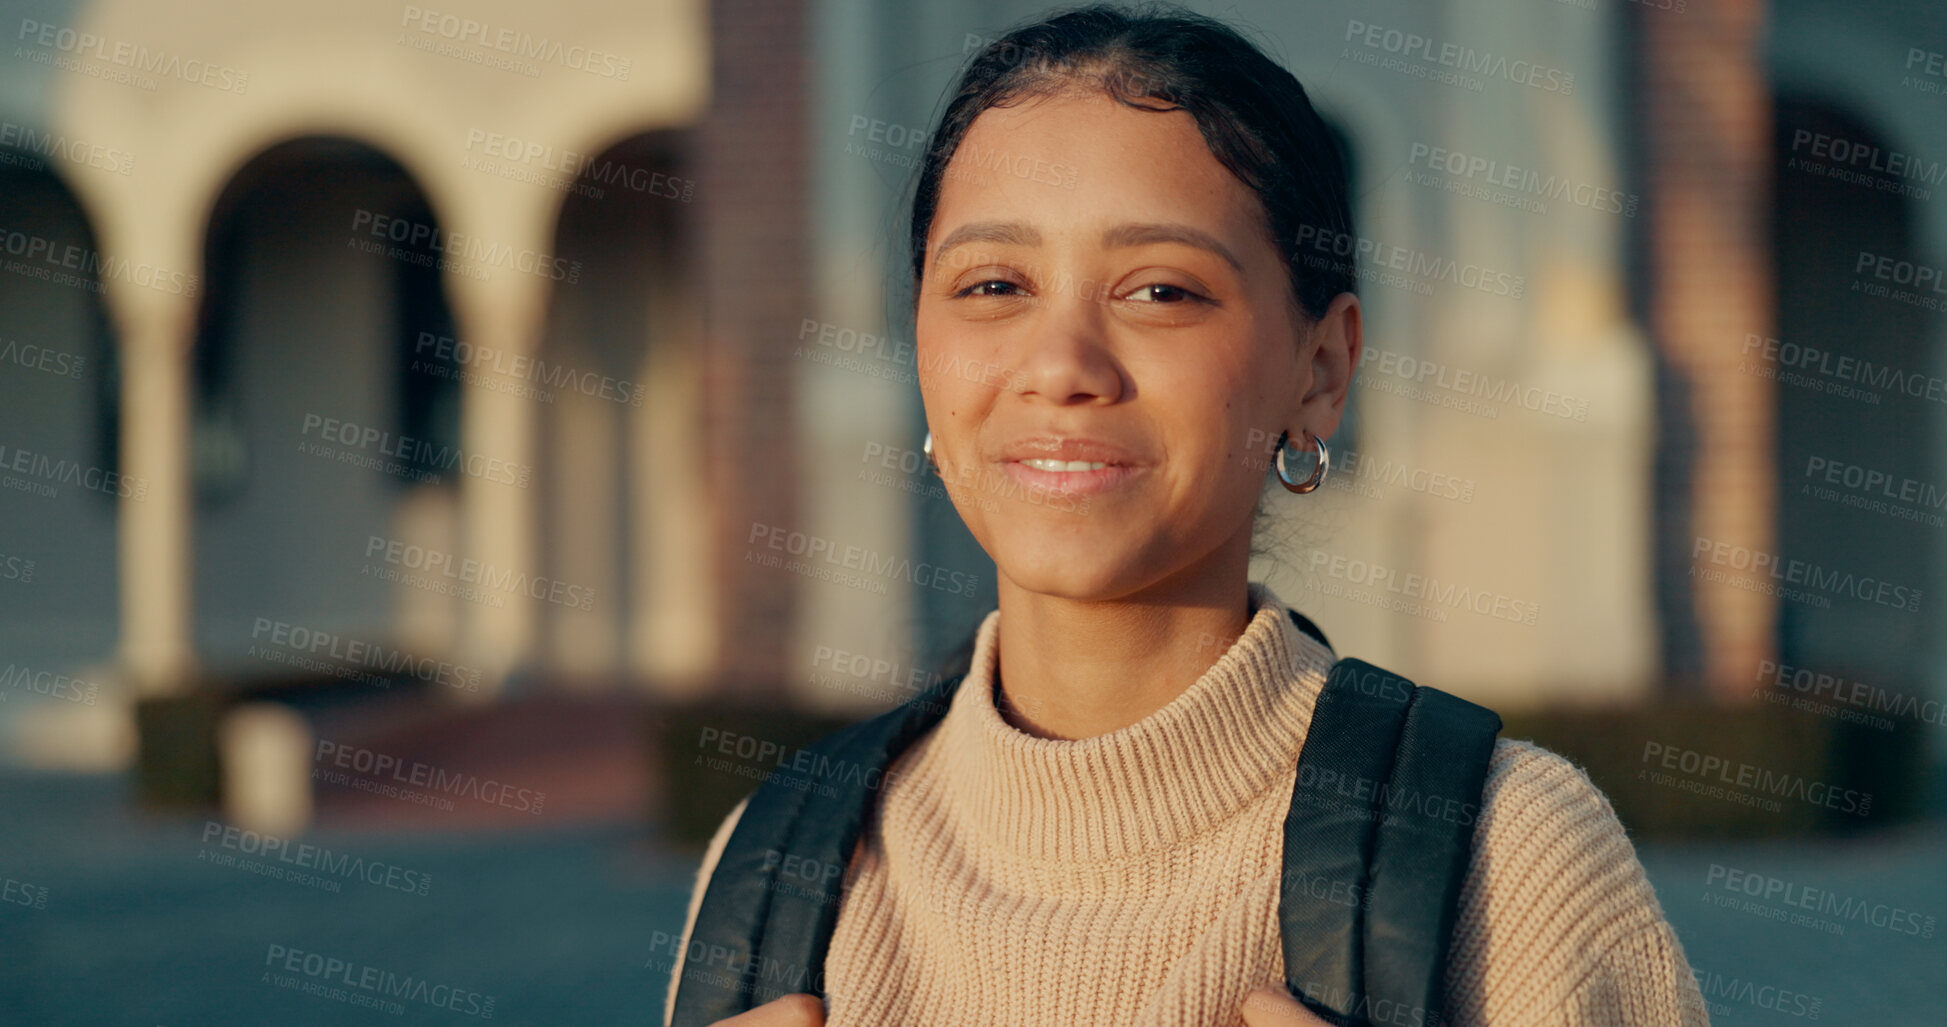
left=1288, top=607, right=1333, bottom=652
left=667, top=674, right=964, bottom=1026
left=1280, top=658, right=1501, bottom=1027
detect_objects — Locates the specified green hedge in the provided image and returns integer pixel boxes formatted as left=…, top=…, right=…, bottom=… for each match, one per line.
left=1499, top=703, right=1930, bottom=839
left=651, top=702, right=856, bottom=849
left=654, top=699, right=1933, bottom=847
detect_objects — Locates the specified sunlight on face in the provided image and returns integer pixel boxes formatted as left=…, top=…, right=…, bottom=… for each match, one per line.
left=916, top=88, right=1315, bottom=601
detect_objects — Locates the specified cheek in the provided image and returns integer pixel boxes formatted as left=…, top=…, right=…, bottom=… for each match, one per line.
left=1173, top=370, right=1262, bottom=455
left=1151, top=390, right=1262, bottom=506
left=1232, top=340, right=1304, bottom=440
left=915, top=332, right=988, bottom=442
left=917, top=307, right=1012, bottom=404
left=914, top=312, right=957, bottom=399
left=916, top=347, right=970, bottom=417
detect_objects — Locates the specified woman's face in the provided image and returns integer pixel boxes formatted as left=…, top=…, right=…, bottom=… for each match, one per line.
left=916, top=88, right=1358, bottom=601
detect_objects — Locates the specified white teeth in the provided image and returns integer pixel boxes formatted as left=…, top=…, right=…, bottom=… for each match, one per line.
left=1021, top=459, right=1107, bottom=472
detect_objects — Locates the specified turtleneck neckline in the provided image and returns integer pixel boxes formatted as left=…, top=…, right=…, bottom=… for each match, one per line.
left=935, top=580, right=1339, bottom=863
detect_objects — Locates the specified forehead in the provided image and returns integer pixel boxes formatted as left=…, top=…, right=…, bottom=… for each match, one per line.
left=933, top=90, right=1268, bottom=251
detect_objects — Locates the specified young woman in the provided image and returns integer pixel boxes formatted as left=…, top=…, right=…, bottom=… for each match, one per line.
left=666, top=7, right=1709, bottom=1025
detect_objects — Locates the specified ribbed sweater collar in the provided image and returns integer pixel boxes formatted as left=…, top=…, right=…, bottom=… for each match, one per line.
left=937, top=581, right=1338, bottom=863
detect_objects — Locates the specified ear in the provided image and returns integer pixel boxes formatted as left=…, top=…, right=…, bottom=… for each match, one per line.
left=1295, top=292, right=1361, bottom=441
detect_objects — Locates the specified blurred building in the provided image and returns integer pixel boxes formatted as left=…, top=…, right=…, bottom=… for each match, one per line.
left=0, top=0, right=1941, bottom=775
left=0, top=0, right=730, bottom=769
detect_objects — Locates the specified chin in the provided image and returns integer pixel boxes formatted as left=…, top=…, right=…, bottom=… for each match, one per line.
left=998, top=562, right=1128, bottom=601
left=988, top=523, right=1150, bottom=601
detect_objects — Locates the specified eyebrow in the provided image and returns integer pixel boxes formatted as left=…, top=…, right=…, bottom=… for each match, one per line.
left=931, top=219, right=1243, bottom=272
left=1102, top=222, right=1243, bottom=271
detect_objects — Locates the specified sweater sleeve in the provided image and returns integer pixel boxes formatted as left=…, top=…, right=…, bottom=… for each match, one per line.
left=662, top=795, right=751, bottom=1027
left=1443, top=740, right=1710, bottom=1027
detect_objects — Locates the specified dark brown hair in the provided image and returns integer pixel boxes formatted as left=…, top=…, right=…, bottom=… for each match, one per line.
left=909, top=3, right=1355, bottom=319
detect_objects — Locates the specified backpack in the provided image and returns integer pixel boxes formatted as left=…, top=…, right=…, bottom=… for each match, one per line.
left=669, top=609, right=1502, bottom=1027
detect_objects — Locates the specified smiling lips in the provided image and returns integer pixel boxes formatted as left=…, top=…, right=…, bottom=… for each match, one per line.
left=997, top=437, right=1143, bottom=495
left=1020, top=458, right=1108, bottom=472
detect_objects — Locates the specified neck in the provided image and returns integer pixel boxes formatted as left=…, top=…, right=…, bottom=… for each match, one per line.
left=991, top=546, right=1255, bottom=740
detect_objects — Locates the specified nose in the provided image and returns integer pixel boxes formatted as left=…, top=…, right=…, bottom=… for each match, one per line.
left=1014, top=289, right=1126, bottom=405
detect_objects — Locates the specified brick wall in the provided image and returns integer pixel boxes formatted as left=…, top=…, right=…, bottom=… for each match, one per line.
left=1638, top=0, right=1777, bottom=697
left=695, top=0, right=809, bottom=693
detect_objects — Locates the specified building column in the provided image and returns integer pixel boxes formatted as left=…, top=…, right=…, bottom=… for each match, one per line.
left=449, top=277, right=548, bottom=696
left=115, top=290, right=198, bottom=697
left=546, top=390, right=620, bottom=682
left=1641, top=0, right=1776, bottom=697
left=629, top=312, right=718, bottom=694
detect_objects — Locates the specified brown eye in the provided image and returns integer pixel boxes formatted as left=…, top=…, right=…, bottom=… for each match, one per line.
left=1125, top=283, right=1198, bottom=304
left=957, top=279, right=1025, bottom=298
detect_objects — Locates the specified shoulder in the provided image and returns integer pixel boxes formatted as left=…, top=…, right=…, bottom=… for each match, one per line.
left=1466, top=738, right=1664, bottom=938
left=706, top=794, right=751, bottom=862
left=690, top=793, right=750, bottom=902
left=662, top=687, right=951, bottom=1025
left=1476, top=739, right=1636, bottom=857
left=1444, top=738, right=1707, bottom=1025
left=662, top=795, right=750, bottom=1027
left=678, top=679, right=954, bottom=909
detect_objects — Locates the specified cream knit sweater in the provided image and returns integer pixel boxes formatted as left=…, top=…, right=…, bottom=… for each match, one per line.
left=664, top=582, right=1710, bottom=1026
